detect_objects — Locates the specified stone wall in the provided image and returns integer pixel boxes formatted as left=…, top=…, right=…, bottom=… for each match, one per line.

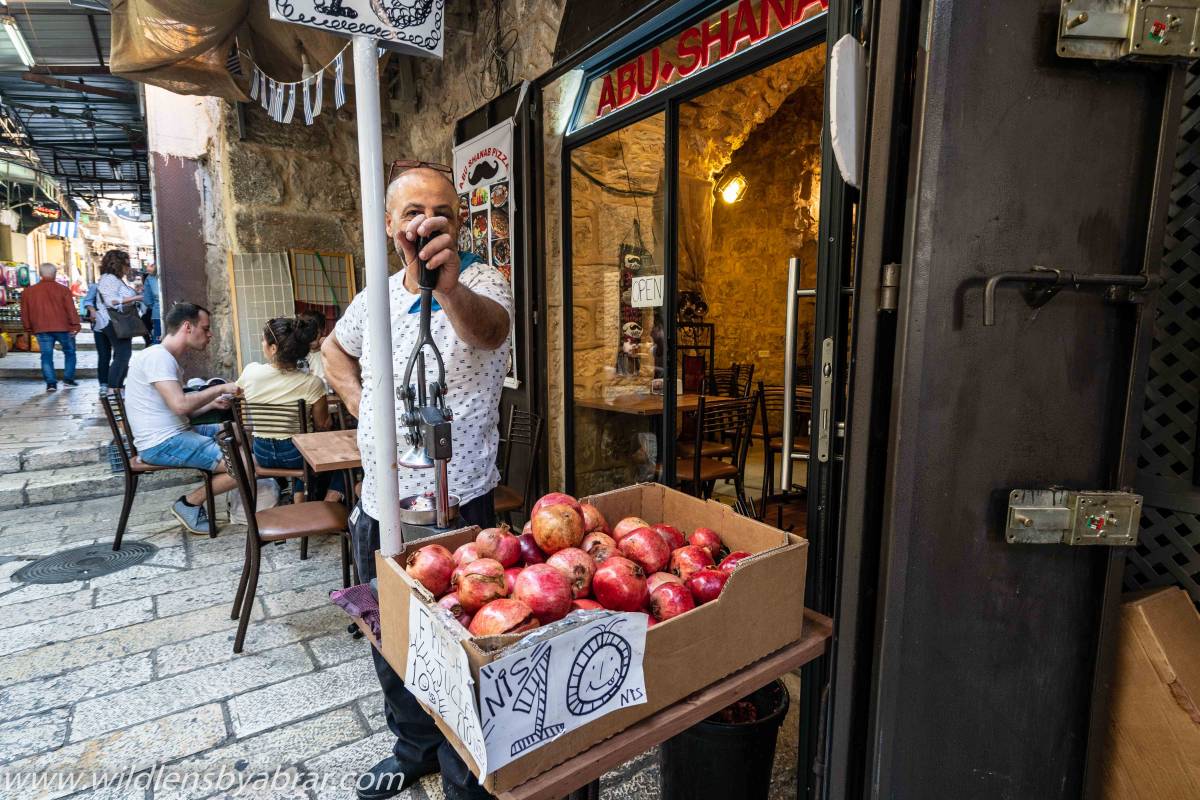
left=703, top=82, right=823, bottom=387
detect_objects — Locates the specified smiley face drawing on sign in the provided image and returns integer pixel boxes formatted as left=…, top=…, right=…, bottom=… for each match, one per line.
left=565, top=622, right=633, bottom=716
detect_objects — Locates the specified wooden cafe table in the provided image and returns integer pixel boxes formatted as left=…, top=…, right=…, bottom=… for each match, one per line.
left=292, top=429, right=362, bottom=473
left=352, top=609, right=833, bottom=800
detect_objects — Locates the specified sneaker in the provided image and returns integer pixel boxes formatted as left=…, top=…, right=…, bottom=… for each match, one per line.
left=46, top=384, right=57, bottom=393
left=356, top=756, right=437, bottom=800
left=64, top=380, right=78, bottom=387
left=171, top=499, right=211, bottom=535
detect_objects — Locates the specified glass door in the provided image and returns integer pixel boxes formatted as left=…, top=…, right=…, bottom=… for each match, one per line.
left=567, top=113, right=667, bottom=497
left=672, top=46, right=826, bottom=525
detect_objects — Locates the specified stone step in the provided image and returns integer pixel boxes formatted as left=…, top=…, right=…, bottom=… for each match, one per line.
left=0, top=462, right=197, bottom=511
left=0, top=350, right=100, bottom=379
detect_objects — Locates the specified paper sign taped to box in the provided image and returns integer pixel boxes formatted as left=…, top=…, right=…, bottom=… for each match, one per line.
left=405, top=602, right=488, bottom=775
left=477, top=614, right=647, bottom=773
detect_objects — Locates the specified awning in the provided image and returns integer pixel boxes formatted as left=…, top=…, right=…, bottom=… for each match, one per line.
left=111, top=0, right=351, bottom=100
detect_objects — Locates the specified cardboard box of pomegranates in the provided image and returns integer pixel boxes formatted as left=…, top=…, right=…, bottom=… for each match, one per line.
left=375, top=482, right=807, bottom=794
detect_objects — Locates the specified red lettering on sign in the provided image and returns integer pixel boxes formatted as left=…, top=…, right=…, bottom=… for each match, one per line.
left=730, top=0, right=760, bottom=50
left=718, top=10, right=735, bottom=59
left=637, top=48, right=660, bottom=96
left=677, top=27, right=702, bottom=77
left=597, top=75, right=617, bottom=115
left=700, top=18, right=724, bottom=67
left=759, top=0, right=791, bottom=34
left=792, top=0, right=828, bottom=23
left=616, top=61, right=638, bottom=106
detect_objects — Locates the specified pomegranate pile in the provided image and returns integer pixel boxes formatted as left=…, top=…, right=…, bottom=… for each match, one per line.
left=403, top=493, right=752, bottom=636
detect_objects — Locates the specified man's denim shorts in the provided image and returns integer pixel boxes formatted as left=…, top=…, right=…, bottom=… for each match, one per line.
left=139, top=424, right=223, bottom=472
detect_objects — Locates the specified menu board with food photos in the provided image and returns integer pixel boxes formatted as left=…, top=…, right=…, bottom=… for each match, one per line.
left=454, top=119, right=518, bottom=388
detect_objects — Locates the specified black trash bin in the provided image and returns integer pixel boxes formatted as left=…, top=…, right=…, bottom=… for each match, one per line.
left=659, top=678, right=791, bottom=800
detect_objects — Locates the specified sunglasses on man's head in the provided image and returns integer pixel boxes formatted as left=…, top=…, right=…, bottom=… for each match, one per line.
left=387, top=159, right=453, bottom=185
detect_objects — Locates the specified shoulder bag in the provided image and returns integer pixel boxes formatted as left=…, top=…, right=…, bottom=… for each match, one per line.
left=98, top=286, right=147, bottom=340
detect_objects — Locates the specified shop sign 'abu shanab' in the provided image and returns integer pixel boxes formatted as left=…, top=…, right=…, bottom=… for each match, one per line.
left=579, top=0, right=828, bottom=127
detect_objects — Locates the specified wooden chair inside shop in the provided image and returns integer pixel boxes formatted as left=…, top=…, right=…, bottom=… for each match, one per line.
left=756, top=381, right=812, bottom=522
left=494, top=405, right=544, bottom=524
left=216, top=422, right=351, bottom=654
left=102, top=390, right=218, bottom=551
left=675, top=395, right=757, bottom=516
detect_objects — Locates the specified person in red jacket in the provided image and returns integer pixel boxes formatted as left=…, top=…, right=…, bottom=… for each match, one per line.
left=20, top=263, right=81, bottom=392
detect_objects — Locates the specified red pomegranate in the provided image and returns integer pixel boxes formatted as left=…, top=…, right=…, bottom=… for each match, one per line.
left=513, top=563, right=575, bottom=624
left=618, top=527, right=671, bottom=574
left=612, top=516, right=651, bottom=542
left=592, top=556, right=649, bottom=612
left=650, top=523, right=685, bottom=550
left=454, top=541, right=490, bottom=565
left=547, top=547, right=596, bottom=598
left=457, top=558, right=508, bottom=613
left=685, top=568, right=729, bottom=605
left=647, top=571, right=683, bottom=594
left=437, top=592, right=472, bottom=628
left=503, top=567, right=522, bottom=596
left=670, top=545, right=715, bottom=582
left=580, top=502, right=610, bottom=534
left=517, top=532, right=547, bottom=565
left=689, top=527, right=724, bottom=560
left=572, top=598, right=603, bottom=612
left=477, top=526, right=521, bottom=567
left=718, top=551, right=752, bottom=573
left=469, top=599, right=539, bottom=637
left=531, top=492, right=582, bottom=518
left=650, top=582, right=696, bottom=621
left=530, top=503, right=585, bottom=554
left=405, top=544, right=455, bottom=596
left=582, top=531, right=617, bottom=557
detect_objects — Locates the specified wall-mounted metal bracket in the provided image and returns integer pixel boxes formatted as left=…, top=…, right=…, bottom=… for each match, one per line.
left=1058, top=0, right=1200, bottom=61
left=1006, top=488, right=1142, bottom=545
left=982, top=266, right=1161, bottom=325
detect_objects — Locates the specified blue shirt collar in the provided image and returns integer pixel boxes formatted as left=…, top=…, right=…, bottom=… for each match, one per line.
left=407, top=251, right=481, bottom=313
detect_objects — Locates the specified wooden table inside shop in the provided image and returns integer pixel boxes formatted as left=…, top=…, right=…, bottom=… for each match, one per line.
left=292, top=429, right=362, bottom=472
left=352, top=609, right=832, bottom=800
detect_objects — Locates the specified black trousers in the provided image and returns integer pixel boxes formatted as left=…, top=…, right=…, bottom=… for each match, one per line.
left=100, top=324, right=133, bottom=389
left=351, top=491, right=496, bottom=800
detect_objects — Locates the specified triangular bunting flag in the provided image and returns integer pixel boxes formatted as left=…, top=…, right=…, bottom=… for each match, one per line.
left=302, top=77, right=313, bottom=125
left=282, top=83, right=297, bottom=124
left=333, top=51, right=346, bottom=109
left=248, top=65, right=260, bottom=101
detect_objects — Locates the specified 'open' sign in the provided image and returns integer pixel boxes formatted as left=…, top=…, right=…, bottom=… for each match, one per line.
left=631, top=275, right=664, bottom=308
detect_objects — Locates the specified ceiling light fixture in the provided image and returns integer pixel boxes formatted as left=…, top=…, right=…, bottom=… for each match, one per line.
left=716, top=171, right=748, bottom=204
left=3, top=17, right=35, bottom=68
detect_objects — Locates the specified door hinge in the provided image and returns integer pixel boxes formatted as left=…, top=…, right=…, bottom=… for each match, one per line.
left=878, top=263, right=901, bottom=312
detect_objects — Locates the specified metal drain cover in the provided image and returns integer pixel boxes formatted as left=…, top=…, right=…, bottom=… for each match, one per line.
left=13, top=541, right=157, bottom=584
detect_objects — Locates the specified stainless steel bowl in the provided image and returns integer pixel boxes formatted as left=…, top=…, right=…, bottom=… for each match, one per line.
left=397, top=493, right=460, bottom=526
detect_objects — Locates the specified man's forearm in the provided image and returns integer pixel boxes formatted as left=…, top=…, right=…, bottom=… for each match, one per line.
left=183, top=386, right=226, bottom=417
left=322, top=337, right=363, bottom=418
left=437, top=283, right=509, bottom=350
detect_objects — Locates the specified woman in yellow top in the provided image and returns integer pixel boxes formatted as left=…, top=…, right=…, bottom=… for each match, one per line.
left=237, top=316, right=343, bottom=501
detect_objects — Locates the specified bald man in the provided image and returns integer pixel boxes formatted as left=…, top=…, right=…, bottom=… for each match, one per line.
left=323, top=165, right=510, bottom=800
left=21, top=262, right=80, bottom=392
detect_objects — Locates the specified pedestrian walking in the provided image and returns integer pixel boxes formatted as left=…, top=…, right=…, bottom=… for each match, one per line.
left=20, top=262, right=80, bottom=392
left=92, top=249, right=143, bottom=392
left=143, top=262, right=161, bottom=344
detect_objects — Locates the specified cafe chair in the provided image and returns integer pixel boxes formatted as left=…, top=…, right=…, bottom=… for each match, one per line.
left=675, top=395, right=756, bottom=516
left=102, top=390, right=217, bottom=551
left=495, top=405, right=544, bottom=524
left=706, top=362, right=755, bottom=398
left=231, top=398, right=310, bottom=502
left=756, top=381, right=812, bottom=522
left=216, top=422, right=351, bottom=654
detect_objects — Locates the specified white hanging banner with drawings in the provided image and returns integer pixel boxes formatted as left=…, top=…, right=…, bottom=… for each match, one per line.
left=477, top=614, right=648, bottom=773
left=405, top=601, right=488, bottom=776
left=269, top=0, right=446, bottom=58
left=454, top=119, right=519, bottom=389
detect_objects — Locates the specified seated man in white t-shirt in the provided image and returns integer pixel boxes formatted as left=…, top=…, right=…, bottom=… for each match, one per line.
left=124, top=303, right=242, bottom=534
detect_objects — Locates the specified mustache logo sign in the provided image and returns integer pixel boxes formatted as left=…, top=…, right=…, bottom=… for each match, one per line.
left=468, top=159, right=501, bottom=186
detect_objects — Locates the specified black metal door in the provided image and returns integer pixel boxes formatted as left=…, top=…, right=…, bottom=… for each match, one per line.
left=861, top=2, right=1181, bottom=798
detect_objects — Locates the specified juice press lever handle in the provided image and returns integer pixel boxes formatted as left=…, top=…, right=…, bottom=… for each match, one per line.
left=416, top=233, right=439, bottom=291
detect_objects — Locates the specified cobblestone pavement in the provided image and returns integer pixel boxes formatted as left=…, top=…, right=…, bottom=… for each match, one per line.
left=0, top=379, right=110, bottom=473
left=0, top=380, right=801, bottom=800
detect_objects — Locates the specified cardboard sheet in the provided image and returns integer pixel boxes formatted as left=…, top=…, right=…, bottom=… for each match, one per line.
left=477, top=613, right=648, bottom=773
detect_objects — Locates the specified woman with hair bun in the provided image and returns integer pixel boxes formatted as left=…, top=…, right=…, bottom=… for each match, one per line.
left=236, top=316, right=343, bottom=502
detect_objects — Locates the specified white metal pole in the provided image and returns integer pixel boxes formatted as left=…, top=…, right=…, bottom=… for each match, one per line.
left=351, top=35, right=402, bottom=557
